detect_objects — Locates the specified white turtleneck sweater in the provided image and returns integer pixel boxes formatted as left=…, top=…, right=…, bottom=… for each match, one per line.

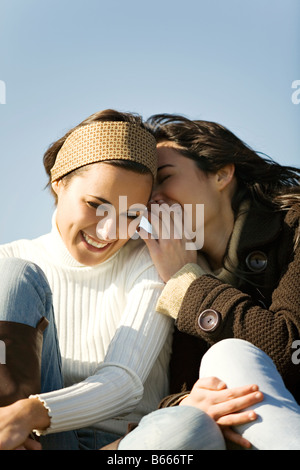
left=0, top=214, right=173, bottom=436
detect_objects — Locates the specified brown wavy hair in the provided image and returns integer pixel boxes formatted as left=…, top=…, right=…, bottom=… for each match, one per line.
left=146, top=113, right=300, bottom=214
left=44, top=109, right=153, bottom=203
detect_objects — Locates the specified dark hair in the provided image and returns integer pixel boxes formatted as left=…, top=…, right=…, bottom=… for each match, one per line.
left=146, top=113, right=300, bottom=213
left=44, top=109, right=153, bottom=203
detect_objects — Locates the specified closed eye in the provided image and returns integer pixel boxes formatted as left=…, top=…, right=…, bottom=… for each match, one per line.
left=87, top=201, right=99, bottom=209
left=157, top=174, right=171, bottom=184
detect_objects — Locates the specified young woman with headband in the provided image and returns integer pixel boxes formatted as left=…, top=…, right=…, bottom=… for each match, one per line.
left=0, top=109, right=177, bottom=450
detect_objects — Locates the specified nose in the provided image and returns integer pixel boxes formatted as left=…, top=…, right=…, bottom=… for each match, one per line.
left=151, top=183, right=164, bottom=203
left=96, top=216, right=117, bottom=241
left=150, top=185, right=173, bottom=207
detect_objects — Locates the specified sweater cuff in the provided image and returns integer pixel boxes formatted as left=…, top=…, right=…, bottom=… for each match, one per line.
left=30, top=363, right=144, bottom=435
left=156, top=263, right=206, bottom=320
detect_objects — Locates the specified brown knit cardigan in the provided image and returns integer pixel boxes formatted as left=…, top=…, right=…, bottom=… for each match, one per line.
left=101, top=202, right=300, bottom=450
left=160, top=202, right=300, bottom=407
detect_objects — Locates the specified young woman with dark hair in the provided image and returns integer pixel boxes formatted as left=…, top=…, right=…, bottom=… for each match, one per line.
left=115, top=113, right=300, bottom=450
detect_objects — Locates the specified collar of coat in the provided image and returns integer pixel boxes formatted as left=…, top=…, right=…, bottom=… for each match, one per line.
left=215, top=200, right=285, bottom=286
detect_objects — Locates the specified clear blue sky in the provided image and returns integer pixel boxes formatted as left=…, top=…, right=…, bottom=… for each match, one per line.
left=0, top=0, right=299, bottom=243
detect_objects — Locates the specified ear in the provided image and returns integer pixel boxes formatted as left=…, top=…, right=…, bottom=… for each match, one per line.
left=51, top=179, right=63, bottom=196
left=216, top=164, right=235, bottom=191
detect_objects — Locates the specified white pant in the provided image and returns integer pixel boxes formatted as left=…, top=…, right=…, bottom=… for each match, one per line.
left=200, top=338, right=300, bottom=450
left=120, top=339, right=300, bottom=450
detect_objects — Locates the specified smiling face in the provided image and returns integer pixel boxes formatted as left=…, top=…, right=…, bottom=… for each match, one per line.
left=52, top=162, right=153, bottom=266
left=152, top=143, right=236, bottom=262
left=152, top=144, right=221, bottom=234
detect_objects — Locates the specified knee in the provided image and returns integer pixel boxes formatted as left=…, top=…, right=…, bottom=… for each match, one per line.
left=0, top=258, right=49, bottom=290
left=160, top=407, right=225, bottom=450
left=0, top=258, right=52, bottom=322
left=212, top=338, right=251, bottom=351
left=203, top=338, right=256, bottom=364
left=123, top=407, right=226, bottom=450
left=200, top=338, right=272, bottom=379
left=0, top=257, right=29, bottom=273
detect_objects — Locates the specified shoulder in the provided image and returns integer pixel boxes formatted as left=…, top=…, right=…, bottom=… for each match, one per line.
left=284, top=203, right=300, bottom=227
left=0, top=235, right=47, bottom=259
left=283, top=204, right=300, bottom=252
left=119, top=237, right=153, bottom=265
left=119, top=238, right=163, bottom=285
left=0, top=238, right=30, bottom=256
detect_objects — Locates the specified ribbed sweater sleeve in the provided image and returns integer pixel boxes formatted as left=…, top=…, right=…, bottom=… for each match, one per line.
left=34, top=270, right=171, bottom=434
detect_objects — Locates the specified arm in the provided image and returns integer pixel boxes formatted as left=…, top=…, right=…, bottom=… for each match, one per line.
left=157, top=241, right=300, bottom=384
left=175, top=245, right=300, bottom=377
left=34, top=268, right=172, bottom=434
left=0, top=263, right=172, bottom=448
left=147, top=203, right=300, bottom=388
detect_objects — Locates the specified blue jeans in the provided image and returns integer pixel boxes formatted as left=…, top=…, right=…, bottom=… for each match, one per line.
left=119, top=406, right=226, bottom=450
left=120, top=338, right=300, bottom=450
left=0, top=258, right=139, bottom=450
left=0, top=258, right=80, bottom=449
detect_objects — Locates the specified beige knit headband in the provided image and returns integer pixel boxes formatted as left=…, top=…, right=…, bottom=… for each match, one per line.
left=50, top=121, right=157, bottom=182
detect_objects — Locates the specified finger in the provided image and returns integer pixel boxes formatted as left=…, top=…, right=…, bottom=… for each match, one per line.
left=148, top=204, right=165, bottom=239
left=149, top=203, right=183, bottom=241
left=217, top=409, right=258, bottom=427
left=138, top=228, right=164, bottom=261
left=23, top=436, right=42, bottom=450
left=222, top=427, right=253, bottom=449
left=212, top=390, right=263, bottom=421
left=169, top=205, right=185, bottom=240
left=137, top=226, right=154, bottom=242
left=211, top=384, right=261, bottom=405
left=156, top=205, right=173, bottom=240
left=144, top=206, right=159, bottom=239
